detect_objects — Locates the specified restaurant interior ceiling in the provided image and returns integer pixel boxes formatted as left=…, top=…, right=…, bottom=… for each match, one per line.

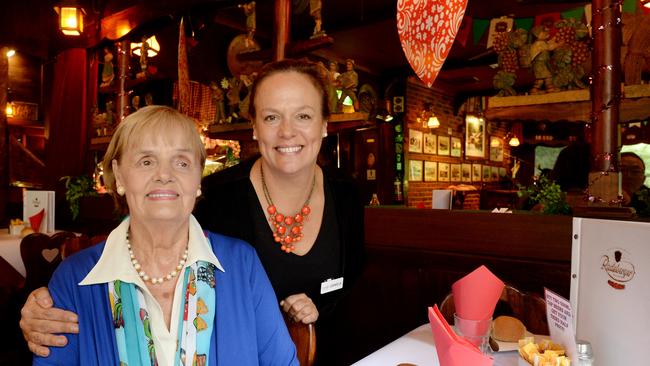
left=1, top=0, right=590, bottom=95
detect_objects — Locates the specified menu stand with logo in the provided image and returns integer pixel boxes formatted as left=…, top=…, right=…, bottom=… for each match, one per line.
left=570, top=218, right=649, bottom=366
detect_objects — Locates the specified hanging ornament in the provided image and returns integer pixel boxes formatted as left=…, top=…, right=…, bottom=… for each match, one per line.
left=396, top=0, right=468, bottom=87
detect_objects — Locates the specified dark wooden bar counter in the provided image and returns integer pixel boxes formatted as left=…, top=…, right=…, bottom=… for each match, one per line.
left=339, top=207, right=572, bottom=364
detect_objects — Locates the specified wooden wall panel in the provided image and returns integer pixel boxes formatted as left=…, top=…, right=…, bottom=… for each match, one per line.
left=337, top=207, right=572, bottom=364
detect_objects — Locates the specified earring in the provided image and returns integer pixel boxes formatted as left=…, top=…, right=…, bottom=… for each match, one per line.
left=116, top=186, right=126, bottom=196
left=322, top=131, right=328, bottom=138
left=196, top=188, right=202, bottom=197
left=252, top=135, right=257, bottom=140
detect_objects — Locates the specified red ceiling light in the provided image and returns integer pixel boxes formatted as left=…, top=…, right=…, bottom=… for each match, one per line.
left=54, top=2, right=85, bottom=36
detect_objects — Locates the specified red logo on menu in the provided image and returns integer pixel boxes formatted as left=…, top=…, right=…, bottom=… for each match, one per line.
left=601, top=249, right=636, bottom=290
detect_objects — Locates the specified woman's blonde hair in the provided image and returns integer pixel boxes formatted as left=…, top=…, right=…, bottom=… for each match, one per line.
left=102, top=105, right=206, bottom=214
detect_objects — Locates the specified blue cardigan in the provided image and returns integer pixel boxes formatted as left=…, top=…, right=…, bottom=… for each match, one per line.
left=33, top=231, right=298, bottom=366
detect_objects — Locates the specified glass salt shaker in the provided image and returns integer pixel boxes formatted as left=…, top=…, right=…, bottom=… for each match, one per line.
left=576, top=340, right=595, bottom=366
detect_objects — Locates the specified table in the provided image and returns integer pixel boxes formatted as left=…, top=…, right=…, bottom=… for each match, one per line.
left=352, top=324, right=519, bottom=366
left=0, top=229, right=25, bottom=277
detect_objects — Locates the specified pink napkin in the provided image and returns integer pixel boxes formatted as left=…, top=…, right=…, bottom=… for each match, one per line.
left=428, top=305, right=492, bottom=366
left=29, top=209, right=45, bottom=233
left=452, top=265, right=504, bottom=320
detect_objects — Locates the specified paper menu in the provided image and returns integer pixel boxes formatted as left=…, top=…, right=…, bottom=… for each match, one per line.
left=544, top=288, right=577, bottom=360
left=432, top=190, right=453, bottom=209
left=23, top=190, right=55, bottom=233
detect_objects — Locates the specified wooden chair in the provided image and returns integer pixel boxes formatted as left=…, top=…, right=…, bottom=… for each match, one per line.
left=439, top=284, right=549, bottom=335
left=20, top=232, right=70, bottom=292
left=60, top=233, right=92, bottom=258
left=90, top=234, right=109, bottom=245
left=282, top=313, right=316, bottom=366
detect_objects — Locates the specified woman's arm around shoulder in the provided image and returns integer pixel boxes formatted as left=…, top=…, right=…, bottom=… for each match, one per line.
left=31, top=259, right=83, bottom=365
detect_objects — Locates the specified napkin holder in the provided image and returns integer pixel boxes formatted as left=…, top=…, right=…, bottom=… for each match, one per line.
left=9, top=222, right=25, bottom=236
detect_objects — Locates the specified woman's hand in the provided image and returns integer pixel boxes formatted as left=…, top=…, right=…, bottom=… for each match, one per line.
left=280, top=293, right=319, bottom=324
left=19, top=287, right=79, bottom=357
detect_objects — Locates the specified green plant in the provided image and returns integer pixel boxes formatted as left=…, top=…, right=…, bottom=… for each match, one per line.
left=517, top=174, right=571, bottom=215
left=61, top=175, right=99, bottom=220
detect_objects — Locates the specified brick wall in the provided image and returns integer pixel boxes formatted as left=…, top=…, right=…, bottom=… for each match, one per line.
left=404, top=76, right=512, bottom=208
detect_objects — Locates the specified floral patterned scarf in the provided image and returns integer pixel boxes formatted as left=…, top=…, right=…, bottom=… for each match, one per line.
left=108, top=261, right=216, bottom=366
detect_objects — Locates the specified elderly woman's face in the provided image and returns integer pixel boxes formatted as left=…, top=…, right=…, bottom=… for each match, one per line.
left=252, top=71, right=326, bottom=176
left=112, top=127, right=202, bottom=223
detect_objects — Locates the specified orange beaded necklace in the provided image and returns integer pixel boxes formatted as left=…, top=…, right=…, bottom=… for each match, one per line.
left=260, top=164, right=316, bottom=253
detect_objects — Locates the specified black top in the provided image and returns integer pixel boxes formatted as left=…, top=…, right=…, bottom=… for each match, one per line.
left=194, top=158, right=365, bottom=318
left=250, top=179, right=343, bottom=311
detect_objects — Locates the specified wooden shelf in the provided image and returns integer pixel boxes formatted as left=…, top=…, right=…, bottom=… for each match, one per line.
left=237, top=36, right=335, bottom=62
left=91, top=136, right=112, bottom=144
left=98, top=74, right=166, bottom=94
left=90, top=136, right=113, bottom=150
left=486, top=84, right=650, bottom=123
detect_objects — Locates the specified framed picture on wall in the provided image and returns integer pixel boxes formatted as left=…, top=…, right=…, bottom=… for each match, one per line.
left=409, top=129, right=423, bottom=153
left=438, top=136, right=451, bottom=156
left=465, top=115, right=486, bottom=158
left=451, top=137, right=462, bottom=157
left=462, top=163, right=472, bottom=181
left=489, top=136, right=504, bottom=162
left=409, top=160, right=423, bottom=181
left=423, top=133, right=437, bottom=154
left=424, top=161, right=437, bottom=181
left=472, top=164, right=482, bottom=182
left=450, top=164, right=462, bottom=182
left=491, top=166, right=500, bottom=181
left=438, top=162, right=450, bottom=182
left=482, top=165, right=491, bottom=181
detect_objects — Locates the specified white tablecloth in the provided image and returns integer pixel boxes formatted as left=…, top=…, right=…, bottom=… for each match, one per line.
left=0, top=229, right=25, bottom=276
left=352, top=324, right=519, bottom=366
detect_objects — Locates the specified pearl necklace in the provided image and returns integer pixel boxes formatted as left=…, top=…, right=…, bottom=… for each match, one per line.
left=126, top=232, right=188, bottom=285
left=260, top=164, right=316, bottom=253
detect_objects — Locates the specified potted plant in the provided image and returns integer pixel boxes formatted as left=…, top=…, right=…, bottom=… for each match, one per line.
left=517, top=174, right=571, bottom=215
left=61, top=175, right=99, bottom=220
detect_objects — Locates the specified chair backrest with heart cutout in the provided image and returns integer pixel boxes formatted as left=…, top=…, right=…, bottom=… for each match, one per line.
left=60, top=233, right=93, bottom=258
left=20, top=232, right=73, bottom=292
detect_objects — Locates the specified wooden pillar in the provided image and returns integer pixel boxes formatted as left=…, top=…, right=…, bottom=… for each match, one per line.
left=274, top=0, right=291, bottom=61
left=588, top=0, right=622, bottom=205
left=45, top=49, right=88, bottom=187
left=0, top=47, right=8, bottom=223
left=116, top=39, right=129, bottom=121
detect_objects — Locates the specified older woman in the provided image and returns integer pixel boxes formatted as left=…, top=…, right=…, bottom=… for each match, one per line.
left=22, top=60, right=364, bottom=364
left=32, top=105, right=297, bottom=365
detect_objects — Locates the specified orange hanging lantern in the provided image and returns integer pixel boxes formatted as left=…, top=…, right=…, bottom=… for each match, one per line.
left=54, top=2, right=85, bottom=36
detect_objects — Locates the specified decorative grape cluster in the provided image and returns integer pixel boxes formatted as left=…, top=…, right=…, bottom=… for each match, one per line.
left=499, top=50, right=519, bottom=73
left=493, top=33, right=510, bottom=53
left=554, top=19, right=591, bottom=67
left=571, top=41, right=590, bottom=66
left=494, top=33, right=519, bottom=73
left=555, top=26, right=576, bottom=45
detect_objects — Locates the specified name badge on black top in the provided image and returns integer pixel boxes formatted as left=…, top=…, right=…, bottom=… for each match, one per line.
left=320, top=277, right=344, bottom=294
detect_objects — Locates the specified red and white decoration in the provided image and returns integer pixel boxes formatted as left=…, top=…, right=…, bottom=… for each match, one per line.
left=397, top=0, right=468, bottom=87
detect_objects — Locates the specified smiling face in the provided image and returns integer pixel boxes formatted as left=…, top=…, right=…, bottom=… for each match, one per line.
left=252, top=71, right=327, bottom=177
left=112, top=126, right=202, bottom=224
